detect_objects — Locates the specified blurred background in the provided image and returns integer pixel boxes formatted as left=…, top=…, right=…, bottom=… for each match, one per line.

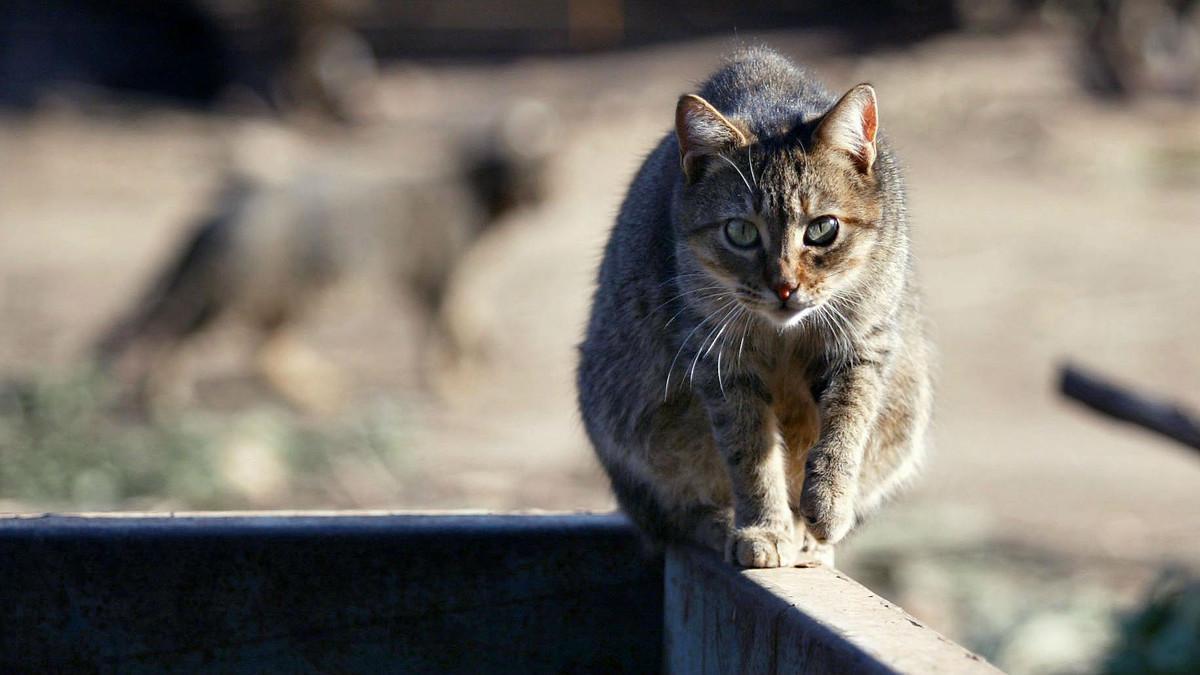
left=1, top=1, right=1199, bottom=672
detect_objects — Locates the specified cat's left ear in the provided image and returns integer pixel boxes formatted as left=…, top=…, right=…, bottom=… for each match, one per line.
left=815, top=84, right=878, bottom=174
left=675, top=94, right=747, bottom=181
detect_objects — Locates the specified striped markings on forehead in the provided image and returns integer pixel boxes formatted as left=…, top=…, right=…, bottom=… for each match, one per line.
left=755, top=157, right=823, bottom=221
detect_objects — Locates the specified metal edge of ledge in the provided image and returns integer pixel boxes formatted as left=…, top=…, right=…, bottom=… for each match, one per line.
left=0, top=509, right=633, bottom=533
left=665, top=544, right=1004, bottom=675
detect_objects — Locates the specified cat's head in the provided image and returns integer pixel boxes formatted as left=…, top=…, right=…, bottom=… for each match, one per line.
left=673, top=84, right=889, bottom=329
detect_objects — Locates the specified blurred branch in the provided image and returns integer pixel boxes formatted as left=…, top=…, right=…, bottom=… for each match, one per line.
left=1059, top=363, right=1200, bottom=453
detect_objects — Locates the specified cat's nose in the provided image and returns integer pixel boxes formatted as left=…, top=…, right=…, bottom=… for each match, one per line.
left=773, top=283, right=797, bottom=301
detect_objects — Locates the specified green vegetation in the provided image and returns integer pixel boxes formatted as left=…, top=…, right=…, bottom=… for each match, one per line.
left=0, top=368, right=409, bottom=511
left=1105, top=571, right=1200, bottom=675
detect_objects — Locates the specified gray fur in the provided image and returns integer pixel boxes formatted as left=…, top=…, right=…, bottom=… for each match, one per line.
left=96, top=122, right=552, bottom=411
left=577, top=47, right=932, bottom=567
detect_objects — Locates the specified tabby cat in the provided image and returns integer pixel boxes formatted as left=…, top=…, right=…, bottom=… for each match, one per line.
left=95, top=107, right=552, bottom=413
left=577, top=47, right=932, bottom=568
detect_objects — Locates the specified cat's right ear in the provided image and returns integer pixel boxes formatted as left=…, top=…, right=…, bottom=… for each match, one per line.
left=814, top=84, right=878, bottom=174
left=675, top=94, right=747, bottom=181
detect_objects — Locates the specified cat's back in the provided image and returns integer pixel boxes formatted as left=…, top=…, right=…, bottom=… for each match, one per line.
left=696, top=47, right=836, bottom=135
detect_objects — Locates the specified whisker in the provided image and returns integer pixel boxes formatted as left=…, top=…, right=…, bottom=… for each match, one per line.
left=703, top=308, right=738, bottom=359
left=716, top=306, right=747, bottom=398
left=688, top=302, right=740, bottom=387
left=650, top=285, right=726, bottom=316
left=664, top=290, right=730, bottom=327
left=737, top=309, right=753, bottom=366
left=795, top=139, right=808, bottom=164
left=664, top=298, right=735, bottom=400
left=655, top=272, right=713, bottom=288
left=817, top=306, right=843, bottom=356
left=813, top=307, right=840, bottom=356
left=716, top=313, right=733, bottom=397
left=820, top=301, right=856, bottom=361
left=831, top=303, right=862, bottom=364
left=715, top=154, right=754, bottom=195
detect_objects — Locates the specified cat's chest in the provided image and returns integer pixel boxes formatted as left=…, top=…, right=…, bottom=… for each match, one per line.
left=766, top=353, right=821, bottom=454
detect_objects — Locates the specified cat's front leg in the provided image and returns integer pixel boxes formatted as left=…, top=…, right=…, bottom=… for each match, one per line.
left=800, top=362, right=887, bottom=544
left=702, top=374, right=796, bottom=568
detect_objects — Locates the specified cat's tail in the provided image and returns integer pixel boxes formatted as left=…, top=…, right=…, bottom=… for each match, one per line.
left=93, top=177, right=251, bottom=370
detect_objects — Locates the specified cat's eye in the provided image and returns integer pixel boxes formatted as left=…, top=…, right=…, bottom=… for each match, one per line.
left=724, top=218, right=760, bottom=249
left=804, top=215, right=839, bottom=247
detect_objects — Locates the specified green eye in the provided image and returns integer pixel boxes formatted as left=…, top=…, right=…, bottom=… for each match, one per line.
left=724, top=218, right=760, bottom=249
left=804, top=215, right=839, bottom=246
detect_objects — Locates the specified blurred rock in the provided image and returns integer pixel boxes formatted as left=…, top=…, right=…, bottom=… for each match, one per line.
left=219, top=417, right=288, bottom=503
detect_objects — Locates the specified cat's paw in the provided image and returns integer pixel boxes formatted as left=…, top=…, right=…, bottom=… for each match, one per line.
left=725, top=525, right=797, bottom=568
left=796, top=528, right=836, bottom=567
left=799, top=476, right=855, bottom=544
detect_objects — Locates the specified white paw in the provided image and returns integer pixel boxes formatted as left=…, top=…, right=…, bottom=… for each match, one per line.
left=725, top=525, right=797, bottom=568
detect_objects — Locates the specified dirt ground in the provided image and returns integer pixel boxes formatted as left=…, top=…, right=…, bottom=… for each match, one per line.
left=2, top=28, right=1200, bottom=655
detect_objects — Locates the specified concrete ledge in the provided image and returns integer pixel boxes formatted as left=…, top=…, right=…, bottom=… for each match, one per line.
left=0, top=512, right=662, bottom=673
left=665, top=544, right=1001, bottom=674
left=1, top=512, right=1002, bottom=674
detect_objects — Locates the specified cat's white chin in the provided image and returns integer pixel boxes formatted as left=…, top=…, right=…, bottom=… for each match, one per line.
left=765, top=305, right=815, bottom=329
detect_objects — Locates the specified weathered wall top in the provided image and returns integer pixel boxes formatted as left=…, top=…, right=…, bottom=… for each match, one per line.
left=1, top=512, right=1002, bottom=673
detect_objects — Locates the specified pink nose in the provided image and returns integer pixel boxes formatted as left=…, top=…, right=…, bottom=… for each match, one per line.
left=774, top=283, right=796, bottom=301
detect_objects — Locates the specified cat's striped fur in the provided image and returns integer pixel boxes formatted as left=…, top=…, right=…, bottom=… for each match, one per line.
left=577, top=47, right=932, bottom=567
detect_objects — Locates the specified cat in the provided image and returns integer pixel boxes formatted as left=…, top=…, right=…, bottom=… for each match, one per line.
left=577, top=47, right=932, bottom=568
left=95, top=104, right=555, bottom=413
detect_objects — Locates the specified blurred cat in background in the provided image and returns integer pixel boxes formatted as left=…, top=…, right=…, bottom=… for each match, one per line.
left=95, top=102, right=556, bottom=414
